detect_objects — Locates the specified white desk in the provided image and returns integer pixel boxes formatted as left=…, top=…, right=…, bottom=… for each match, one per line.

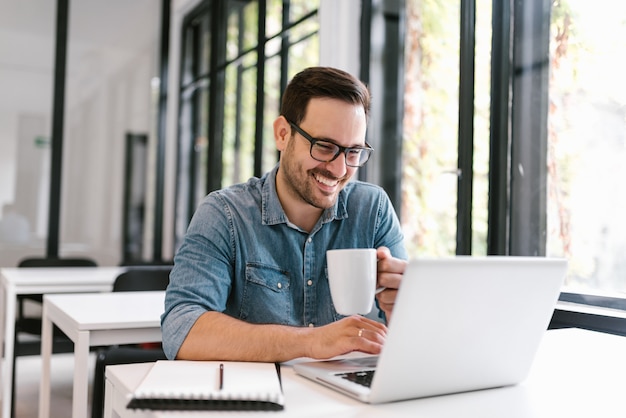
left=104, top=328, right=626, bottom=417
left=38, top=291, right=164, bottom=418
left=0, top=266, right=123, bottom=418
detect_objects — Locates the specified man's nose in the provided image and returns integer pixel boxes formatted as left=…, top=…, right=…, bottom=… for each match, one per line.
left=325, top=152, right=349, bottom=177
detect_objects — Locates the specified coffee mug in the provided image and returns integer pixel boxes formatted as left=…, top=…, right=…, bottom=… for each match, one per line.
left=326, top=248, right=377, bottom=315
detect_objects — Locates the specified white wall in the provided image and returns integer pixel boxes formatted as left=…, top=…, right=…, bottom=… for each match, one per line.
left=0, top=113, right=19, bottom=209
left=0, top=0, right=160, bottom=267
left=60, top=1, right=160, bottom=265
left=319, top=0, right=361, bottom=76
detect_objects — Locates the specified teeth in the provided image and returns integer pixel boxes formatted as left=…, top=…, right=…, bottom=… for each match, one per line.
left=315, top=174, right=338, bottom=187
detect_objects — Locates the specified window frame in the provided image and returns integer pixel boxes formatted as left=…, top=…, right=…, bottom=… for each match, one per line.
left=173, top=0, right=320, bottom=248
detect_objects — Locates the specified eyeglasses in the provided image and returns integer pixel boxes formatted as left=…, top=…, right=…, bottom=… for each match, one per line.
left=287, top=121, right=374, bottom=167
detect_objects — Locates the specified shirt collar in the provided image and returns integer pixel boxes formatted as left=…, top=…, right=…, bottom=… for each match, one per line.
left=261, top=164, right=349, bottom=226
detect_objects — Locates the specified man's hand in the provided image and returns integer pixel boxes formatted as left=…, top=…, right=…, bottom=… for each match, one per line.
left=375, top=246, right=407, bottom=321
left=306, top=315, right=387, bottom=359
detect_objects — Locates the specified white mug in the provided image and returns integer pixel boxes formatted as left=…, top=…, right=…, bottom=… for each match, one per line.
left=326, top=248, right=377, bottom=315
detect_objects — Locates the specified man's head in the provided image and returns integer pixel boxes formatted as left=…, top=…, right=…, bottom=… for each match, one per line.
left=273, top=67, right=373, bottom=226
left=279, top=66, right=371, bottom=125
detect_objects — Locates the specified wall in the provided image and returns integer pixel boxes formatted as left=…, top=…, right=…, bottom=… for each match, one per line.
left=0, top=0, right=160, bottom=267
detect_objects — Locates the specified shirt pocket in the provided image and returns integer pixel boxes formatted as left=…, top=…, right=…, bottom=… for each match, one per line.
left=240, top=262, right=295, bottom=325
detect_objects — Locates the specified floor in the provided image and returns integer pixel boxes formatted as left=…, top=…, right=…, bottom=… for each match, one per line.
left=2, top=352, right=96, bottom=418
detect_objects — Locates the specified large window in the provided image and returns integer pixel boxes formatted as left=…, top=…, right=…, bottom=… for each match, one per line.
left=398, top=0, right=626, bottom=330
left=175, top=0, right=320, bottom=247
left=171, top=0, right=626, bottom=331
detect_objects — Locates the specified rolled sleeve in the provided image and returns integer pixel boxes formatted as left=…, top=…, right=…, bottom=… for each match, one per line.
left=160, top=302, right=205, bottom=359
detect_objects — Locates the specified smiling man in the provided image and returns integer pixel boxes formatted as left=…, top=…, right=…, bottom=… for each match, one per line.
left=161, top=67, right=407, bottom=362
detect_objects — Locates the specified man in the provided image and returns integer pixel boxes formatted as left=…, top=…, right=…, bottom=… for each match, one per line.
left=161, top=66, right=407, bottom=362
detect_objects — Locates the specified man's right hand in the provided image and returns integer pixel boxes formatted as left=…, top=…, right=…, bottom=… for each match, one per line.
left=304, top=315, right=387, bottom=360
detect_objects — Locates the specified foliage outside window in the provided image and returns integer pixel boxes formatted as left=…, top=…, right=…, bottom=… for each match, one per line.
left=402, top=0, right=491, bottom=258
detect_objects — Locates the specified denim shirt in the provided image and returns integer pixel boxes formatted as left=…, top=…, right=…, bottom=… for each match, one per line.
left=161, top=164, right=407, bottom=359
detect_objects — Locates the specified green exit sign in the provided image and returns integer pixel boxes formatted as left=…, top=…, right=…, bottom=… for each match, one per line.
left=34, top=136, right=50, bottom=148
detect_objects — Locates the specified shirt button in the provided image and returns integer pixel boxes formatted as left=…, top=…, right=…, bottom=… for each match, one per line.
left=308, top=323, right=315, bottom=327
left=277, top=283, right=282, bottom=289
left=307, top=237, right=312, bottom=243
left=307, top=280, right=313, bottom=286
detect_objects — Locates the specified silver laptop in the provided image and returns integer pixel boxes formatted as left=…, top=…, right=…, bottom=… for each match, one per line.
left=294, top=256, right=567, bottom=404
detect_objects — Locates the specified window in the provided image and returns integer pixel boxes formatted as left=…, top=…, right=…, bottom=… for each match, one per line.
left=548, top=1, right=626, bottom=299
left=175, top=0, right=320, bottom=247
left=396, top=0, right=626, bottom=331
left=401, top=0, right=491, bottom=258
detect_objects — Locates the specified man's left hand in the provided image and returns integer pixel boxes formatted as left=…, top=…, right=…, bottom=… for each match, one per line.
left=375, top=246, right=407, bottom=321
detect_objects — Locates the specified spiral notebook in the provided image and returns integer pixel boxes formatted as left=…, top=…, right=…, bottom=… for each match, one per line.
left=127, top=360, right=284, bottom=411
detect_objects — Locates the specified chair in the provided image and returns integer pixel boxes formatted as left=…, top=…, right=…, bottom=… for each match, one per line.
left=16, top=256, right=98, bottom=307
left=91, top=267, right=171, bottom=418
left=12, top=257, right=97, bottom=418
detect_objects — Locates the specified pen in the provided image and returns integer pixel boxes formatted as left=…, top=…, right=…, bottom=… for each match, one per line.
left=219, top=363, right=224, bottom=390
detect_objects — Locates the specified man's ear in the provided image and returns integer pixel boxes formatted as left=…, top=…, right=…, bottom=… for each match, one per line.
left=273, top=116, right=291, bottom=152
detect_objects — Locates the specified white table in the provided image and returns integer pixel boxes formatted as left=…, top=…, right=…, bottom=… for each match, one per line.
left=38, top=291, right=165, bottom=418
left=104, top=328, right=626, bottom=417
left=0, top=266, right=123, bottom=418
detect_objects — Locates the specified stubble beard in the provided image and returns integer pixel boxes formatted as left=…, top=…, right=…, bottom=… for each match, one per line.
left=281, top=156, right=343, bottom=210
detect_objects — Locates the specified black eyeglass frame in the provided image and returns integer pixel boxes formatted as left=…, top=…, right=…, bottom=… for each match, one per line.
left=287, top=120, right=374, bottom=167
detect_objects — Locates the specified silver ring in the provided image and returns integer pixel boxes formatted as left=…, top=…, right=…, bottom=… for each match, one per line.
left=358, top=328, right=364, bottom=337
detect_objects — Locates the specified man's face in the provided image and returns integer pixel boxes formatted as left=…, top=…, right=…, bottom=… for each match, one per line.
left=277, top=97, right=368, bottom=210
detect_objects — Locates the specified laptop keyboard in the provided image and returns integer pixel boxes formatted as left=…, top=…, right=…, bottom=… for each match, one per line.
left=336, top=370, right=375, bottom=388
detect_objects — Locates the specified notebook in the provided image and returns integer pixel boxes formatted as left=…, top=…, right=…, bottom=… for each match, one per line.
left=127, top=360, right=284, bottom=411
left=294, top=256, right=567, bottom=404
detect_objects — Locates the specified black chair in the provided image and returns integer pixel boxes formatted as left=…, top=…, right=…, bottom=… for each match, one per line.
left=12, top=257, right=97, bottom=418
left=91, top=267, right=171, bottom=418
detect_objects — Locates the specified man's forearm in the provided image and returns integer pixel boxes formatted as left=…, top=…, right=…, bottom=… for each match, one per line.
left=175, top=311, right=312, bottom=362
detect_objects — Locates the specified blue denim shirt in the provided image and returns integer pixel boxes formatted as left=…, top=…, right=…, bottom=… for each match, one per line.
left=161, top=165, right=407, bottom=359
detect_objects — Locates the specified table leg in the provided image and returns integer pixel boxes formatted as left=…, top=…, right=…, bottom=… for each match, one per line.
left=103, top=378, right=116, bottom=418
left=1, top=285, right=16, bottom=418
left=72, top=330, right=91, bottom=418
left=37, top=301, right=54, bottom=418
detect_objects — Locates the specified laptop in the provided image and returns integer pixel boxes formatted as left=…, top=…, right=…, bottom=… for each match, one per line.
left=293, top=256, right=567, bottom=404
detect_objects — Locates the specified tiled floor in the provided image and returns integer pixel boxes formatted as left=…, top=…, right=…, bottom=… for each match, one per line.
left=2, top=352, right=96, bottom=418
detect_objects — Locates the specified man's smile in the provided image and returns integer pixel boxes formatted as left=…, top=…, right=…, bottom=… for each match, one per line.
left=314, top=173, right=340, bottom=187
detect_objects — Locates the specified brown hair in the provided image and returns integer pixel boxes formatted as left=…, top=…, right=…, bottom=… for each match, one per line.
left=280, top=67, right=371, bottom=125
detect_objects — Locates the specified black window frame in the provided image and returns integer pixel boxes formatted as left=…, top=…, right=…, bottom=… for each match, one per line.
left=365, top=0, right=626, bottom=336
left=173, top=0, right=320, bottom=248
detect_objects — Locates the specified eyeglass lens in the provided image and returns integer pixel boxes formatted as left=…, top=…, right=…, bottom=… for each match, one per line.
left=311, top=142, right=370, bottom=167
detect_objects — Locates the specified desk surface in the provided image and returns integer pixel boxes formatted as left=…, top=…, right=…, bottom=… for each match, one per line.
left=105, top=328, right=626, bottom=418
left=44, top=291, right=165, bottom=330
left=1, top=266, right=123, bottom=288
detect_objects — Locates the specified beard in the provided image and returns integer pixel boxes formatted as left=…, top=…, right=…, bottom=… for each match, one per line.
left=280, top=143, right=346, bottom=210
